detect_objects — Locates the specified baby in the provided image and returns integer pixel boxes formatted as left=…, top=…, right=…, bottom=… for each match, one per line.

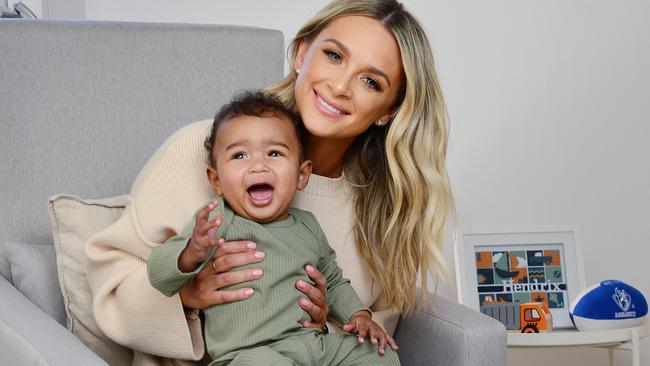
left=147, top=91, right=399, bottom=366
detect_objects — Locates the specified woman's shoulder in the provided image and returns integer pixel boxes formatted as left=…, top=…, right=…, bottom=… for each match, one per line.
left=129, top=120, right=215, bottom=245
left=131, top=120, right=212, bottom=194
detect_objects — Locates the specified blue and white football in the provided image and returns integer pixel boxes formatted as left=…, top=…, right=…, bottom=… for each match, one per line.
left=570, top=280, right=648, bottom=331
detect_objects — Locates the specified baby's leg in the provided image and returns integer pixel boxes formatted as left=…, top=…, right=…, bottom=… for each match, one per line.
left=268, top=333, right=318, bottom=365
left=227, top=345, right=295, bottom=366
left=322, top=333, right=401, bottom=366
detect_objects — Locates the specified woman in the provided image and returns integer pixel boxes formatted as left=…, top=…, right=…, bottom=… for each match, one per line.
left=86, top=0, right=453, bottom=364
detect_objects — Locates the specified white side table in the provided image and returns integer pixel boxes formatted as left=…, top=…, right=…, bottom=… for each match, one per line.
left=507, top=320, right=649, bottom=366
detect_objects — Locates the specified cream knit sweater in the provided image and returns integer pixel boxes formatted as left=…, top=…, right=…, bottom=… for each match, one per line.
left=85, top=120, right=400, bottom=366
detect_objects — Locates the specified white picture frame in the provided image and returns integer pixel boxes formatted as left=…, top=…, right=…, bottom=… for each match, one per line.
left=454, top=226, right=586, bottom=329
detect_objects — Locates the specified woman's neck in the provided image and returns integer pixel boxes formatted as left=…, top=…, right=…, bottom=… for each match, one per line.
left=306, top=136, right=353, bottom=178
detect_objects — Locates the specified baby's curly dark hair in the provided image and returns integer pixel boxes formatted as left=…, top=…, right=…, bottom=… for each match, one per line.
left=205, top=90, right=305, bottom=168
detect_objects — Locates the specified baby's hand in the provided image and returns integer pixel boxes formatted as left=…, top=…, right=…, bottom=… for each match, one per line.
left=179, top=201, right=224, bottom=272
left=342, top=311, right=398, bottom=355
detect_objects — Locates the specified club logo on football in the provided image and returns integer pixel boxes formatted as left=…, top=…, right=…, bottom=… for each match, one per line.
left=613, top=287, right=636, bottom=318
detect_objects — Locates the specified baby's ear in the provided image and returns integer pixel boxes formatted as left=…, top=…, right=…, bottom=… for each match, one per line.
left=297, top=160, right=312, bottom=191
left=206, top=166, right=223, bottom=195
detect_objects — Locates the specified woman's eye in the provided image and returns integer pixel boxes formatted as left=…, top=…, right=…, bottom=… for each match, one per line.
left=232, top=152, right=246, bottom=160
left=324, top=50, right=342, bottom=63
left=362, top=76, right=381, bottom=91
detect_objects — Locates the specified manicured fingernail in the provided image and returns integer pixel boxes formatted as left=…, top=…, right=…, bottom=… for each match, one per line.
left=358, top=337, right=365, bottom=343
left=252, top=269, right=263, bottom=276
left=215, top=217, right=222, bottom=225
left=243, top=288, right=254, bottom=296
left=301, top=298, right=309, bottom=305
left=247, top=242, right=256, bottom=249
left=254, top=251, right=265, bottom=258
left=305, top=265, right=314, bottom=272
left=297, top=280, right=305, bottom=288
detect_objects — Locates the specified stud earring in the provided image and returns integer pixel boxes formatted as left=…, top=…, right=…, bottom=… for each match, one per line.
left=296, top=68, right=301, bottom=74
left=375, top=119, right=384, bottom=126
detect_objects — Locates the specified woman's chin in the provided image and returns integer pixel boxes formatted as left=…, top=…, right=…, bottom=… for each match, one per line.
left=301, top=116, right=342, bottom=140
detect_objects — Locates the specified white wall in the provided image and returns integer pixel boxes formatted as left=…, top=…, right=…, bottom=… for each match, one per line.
left=83, top=0, right=326, bottom=57
left=49, top=0, right=650, bottom=365
left=7, top=0, right=85, bottom=19
left=8, top=0, right=43, bottom=17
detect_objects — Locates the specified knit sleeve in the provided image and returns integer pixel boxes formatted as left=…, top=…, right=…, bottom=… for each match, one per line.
left=85, top=120, right=213, bottom=360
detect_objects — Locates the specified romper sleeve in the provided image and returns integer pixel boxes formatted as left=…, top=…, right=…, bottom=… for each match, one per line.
left=294, top=209, right=370, bottom=325
left=147, top=196, right=231, bottom=297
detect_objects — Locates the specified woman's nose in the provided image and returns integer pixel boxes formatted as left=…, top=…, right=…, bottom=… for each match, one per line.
left=328, top=70, right=353, bottom=97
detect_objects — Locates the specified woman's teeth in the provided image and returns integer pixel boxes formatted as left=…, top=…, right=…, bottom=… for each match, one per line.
left=317, top=93, right=343, bottom=114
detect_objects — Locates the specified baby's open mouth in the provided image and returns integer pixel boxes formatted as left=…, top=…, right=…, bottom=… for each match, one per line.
left=247, top=183, right=274, bottom=207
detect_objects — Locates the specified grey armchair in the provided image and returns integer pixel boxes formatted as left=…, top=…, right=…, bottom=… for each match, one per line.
left=0, top=20, right=506, bottom=366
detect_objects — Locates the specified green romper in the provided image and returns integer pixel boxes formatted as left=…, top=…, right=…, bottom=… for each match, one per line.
left=148, top=196, right=400, bottom=366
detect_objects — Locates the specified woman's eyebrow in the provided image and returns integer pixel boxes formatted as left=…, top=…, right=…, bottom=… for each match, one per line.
left=323, top=38, right=391, bottom=87
left=367, top=66, right=391, bottom=87
left=324, top=38, right=350, bottom=55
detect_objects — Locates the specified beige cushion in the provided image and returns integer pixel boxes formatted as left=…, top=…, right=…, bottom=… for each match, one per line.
left=48, top=194, right=134, bottom=365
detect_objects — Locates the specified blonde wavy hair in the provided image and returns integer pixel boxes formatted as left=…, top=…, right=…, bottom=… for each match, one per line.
left=266, top=0, right=454, bottom=314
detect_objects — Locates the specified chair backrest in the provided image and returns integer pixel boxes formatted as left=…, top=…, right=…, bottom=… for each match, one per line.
left=0, top=19, right=284, bottom=246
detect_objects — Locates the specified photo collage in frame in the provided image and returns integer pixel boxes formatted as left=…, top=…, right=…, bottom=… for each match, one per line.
left=475, top=245, right=567, bottom=310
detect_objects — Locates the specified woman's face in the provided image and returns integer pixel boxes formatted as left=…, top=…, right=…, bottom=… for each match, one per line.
left=294, top=15, right=404, bottom=143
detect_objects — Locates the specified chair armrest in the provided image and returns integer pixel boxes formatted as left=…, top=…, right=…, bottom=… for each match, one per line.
left=394, top=293, right=506, bottom=366
left=0, top=276, right=107, bottom=366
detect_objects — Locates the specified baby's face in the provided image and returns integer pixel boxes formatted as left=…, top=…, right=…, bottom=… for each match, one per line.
left=208, top=114, right=311, bottom=223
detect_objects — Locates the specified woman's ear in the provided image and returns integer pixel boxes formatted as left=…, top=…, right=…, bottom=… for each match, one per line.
left=297, top=160, right=312, bottom=191
left=377, top=110, right=397, bottom=127
left=294, top=38, right=309, bottom=73
left=206, top=166, right=223, bottom=195
left=379, top=97, right=404, bottom=126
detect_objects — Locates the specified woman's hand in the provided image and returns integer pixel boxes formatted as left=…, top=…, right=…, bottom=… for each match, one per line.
left=179, top=239, right=265, bottom=310
left=342, top=311, right=398, bottom=355
left=296, top=264, right=329, bottom=330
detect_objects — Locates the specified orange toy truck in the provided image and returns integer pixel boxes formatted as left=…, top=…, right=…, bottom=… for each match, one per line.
left=480, top=302, right=553, bottom=333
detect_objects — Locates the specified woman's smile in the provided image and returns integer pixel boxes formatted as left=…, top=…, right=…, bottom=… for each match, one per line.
left=313, top=89, right=350, bottom=117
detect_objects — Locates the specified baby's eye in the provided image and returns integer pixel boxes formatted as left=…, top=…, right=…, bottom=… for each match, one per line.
left=231, top=152, right=247, bottom=160
left=324, top=49, right=342, bottom=63
left=268, top=150, right=284, bottom=158
left=362, top=76, right=381, bottom=91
